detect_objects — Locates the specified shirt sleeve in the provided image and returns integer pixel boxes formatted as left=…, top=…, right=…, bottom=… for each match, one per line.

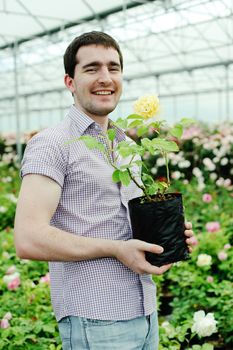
left=20, top=130, right=68, bottom=187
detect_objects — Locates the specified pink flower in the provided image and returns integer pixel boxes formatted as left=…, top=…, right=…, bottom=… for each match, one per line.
left=217, top=251, right=228, bottom=261
left=224, top=244, right=231, bottom=250
left=207, top=276, right=214, bottom=283
left=0, top=319, right=10, bottom=329
left=40, top=272, right=50, bottom=284
left=7, top=277, right=21, bottom=290
left=190, top=236, right=199, bottom=246
left=202, top=194, right=212, bottom=203
left=206, top=222, right=220, bottom=232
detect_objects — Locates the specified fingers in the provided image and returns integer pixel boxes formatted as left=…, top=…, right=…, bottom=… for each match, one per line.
left=185, top=222, right=192, bottom=229
left=188, top=246, right=193, bottom=253
left=141, top=241, right=164, bottom=255
left=184, top=229, right=194, bottom=238
left=145, top=263, right=173, bottom=275
left=186, top=236, right=196, bottom=245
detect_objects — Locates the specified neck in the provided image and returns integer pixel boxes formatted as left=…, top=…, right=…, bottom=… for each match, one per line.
left=91, top=115, right=109, bottom=133
left=74, top=103, right=109, bottom=133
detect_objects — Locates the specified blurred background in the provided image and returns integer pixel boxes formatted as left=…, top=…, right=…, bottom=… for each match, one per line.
left=0, top=2, right=232, bottom=349
left=0, top=0, right=233, bottom=136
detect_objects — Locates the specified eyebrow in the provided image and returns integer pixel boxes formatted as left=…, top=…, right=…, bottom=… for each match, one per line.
left=82, top=61, right=121, bottom=70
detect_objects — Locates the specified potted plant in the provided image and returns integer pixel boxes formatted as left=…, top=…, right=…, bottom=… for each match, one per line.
left=78, top=95, right=195, bottom=266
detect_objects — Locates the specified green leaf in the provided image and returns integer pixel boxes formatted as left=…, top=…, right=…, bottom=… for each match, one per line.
left=202, top=344, right=214, bottom=350
left=151, top=138, right=179, bottom=152
left=114, top=118, right=128, bottom=129
left=42, top=324, right=56, bottom=333
left=140, top=138, right=155, bottom=155
left=107, top=128, right=116, bottom=141
left=137, top=125, right=148, bottom=137
left=142, top=173, right=154, bottom=185
left=180, top=118, right=196, bottom=126
left=118, top=147, right=133, bottom=158
left=141, top=138, right=152, bottom=148
left=127, top=114, right=144, bottom=120
left=112, top=169, right=120, bottom=183
left=157, top=181, right=168, bottom=191
left=191, top=346, right=201, bottom=350
left=117, top=141, right=144, bottom=158
left=119, top=170, right=131, bottom=186
left=147, top=183, right=159, bottom=195
left=169, top=124, right=183, bottom=138
left=128, top=120, right=143, bottom=128
left=79, top=136, right=106, bottom=152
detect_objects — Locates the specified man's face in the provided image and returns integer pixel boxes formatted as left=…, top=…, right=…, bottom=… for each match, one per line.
left=67, top=44, right=123, bottom=119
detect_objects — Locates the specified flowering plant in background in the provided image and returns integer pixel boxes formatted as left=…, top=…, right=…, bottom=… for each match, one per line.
left=0, top=318, right=10, bottom=329
left=217, top=250, right=228, bottom=261
left=142, top=121, right=233, bottom=192
left=196, top=254, right=212, bottom=267
left=40, top=272, right=50, bottom=284
left=205, top=221, right=220, bottom=233
left=191, top=310, right=217, bottom=338
left=206, top=276, right=214, bottom=283
left=202, top=193, right=212, bottom=203
left=1, top=154, right=233, bottom=348
left=75, top=94, right=195, bottom=202
left=3, top=271, right=21, bottom=290
left=0, top=312, right=12, bottom=329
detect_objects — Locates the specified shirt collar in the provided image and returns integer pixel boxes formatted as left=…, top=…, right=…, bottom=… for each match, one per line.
left=68, top=105, right=95, bottom=135
left=68, top=104, right=126, bottom=142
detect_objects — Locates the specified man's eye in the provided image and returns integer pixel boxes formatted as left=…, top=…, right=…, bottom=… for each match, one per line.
left=86, top=68, right=97, bottom=73
left=110, top=67, right=120, bottom=72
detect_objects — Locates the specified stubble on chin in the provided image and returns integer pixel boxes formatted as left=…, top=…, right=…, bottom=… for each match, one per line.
left=85, top=102, right=117, bottom=117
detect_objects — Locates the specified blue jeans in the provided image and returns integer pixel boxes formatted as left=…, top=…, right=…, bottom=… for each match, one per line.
left=58, top=312, right=159, bottom=350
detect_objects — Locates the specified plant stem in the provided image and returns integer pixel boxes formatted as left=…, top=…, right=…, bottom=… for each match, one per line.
left=164, top=152, right=170, bottom=188
left=126, top=168, right=152, bottom=202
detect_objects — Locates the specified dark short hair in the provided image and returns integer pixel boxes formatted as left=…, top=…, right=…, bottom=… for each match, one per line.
left=63, top=31, right=123, bottom=78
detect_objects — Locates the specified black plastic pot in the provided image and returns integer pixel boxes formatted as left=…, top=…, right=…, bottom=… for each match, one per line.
left=128, top=193, right=190, bottom=267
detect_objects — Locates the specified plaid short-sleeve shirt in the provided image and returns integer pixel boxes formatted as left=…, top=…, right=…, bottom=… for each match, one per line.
left=21, top=105, right=156, bottom=322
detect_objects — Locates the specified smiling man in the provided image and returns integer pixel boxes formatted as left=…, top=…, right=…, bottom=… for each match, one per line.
left=14, top=31, right=194, bottom=350
left=64, top=44, right=122, bottom=126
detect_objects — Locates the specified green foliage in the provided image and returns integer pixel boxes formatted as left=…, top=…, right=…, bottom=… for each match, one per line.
left=0, top=126, right=232, bottom=349
left=0, top=164, right=21, bottom=231
left=0, top=163, right=61, bottom=349
left=0, top=228, right=62, bottom=349
left=77, top=107, right=196, bottom=200
left=155, top=181, right=233, bottom=348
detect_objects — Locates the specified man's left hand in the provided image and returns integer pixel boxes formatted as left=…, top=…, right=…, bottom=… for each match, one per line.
left=184, top=222, right=196, bottom=253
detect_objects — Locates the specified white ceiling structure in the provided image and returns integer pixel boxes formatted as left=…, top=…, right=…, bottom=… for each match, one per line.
left=0, top=0, right=233, bottom=135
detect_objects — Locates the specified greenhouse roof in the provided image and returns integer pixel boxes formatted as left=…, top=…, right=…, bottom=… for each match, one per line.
left=0, top=0, right=233, bottom=132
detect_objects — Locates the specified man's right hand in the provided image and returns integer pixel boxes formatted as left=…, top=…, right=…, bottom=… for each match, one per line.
left=114, top=239, right=172, bottom=275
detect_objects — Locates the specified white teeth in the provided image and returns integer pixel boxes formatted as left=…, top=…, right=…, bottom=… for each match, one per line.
left=94, top=91, right=112, bottom=95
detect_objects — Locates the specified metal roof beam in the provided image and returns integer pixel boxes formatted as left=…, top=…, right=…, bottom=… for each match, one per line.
left=0, top=0, right=155, bottom=50
left=15, top=0, right=47, bottom=31
left=1, top=86, right=233, bottom=117
left=124, top=60, right=233, bottom=81
left=1, top=59, right=233, bottom=102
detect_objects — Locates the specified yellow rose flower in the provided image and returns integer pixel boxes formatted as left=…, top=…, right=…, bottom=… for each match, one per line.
left=134, top=95, right=160, bottom=119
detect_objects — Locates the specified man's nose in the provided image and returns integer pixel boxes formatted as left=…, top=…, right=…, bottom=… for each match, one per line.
left=97, top=67, right=112, bottom=84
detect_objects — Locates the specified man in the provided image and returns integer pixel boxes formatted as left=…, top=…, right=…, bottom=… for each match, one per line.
left=14, top=31, right=194, bottom=350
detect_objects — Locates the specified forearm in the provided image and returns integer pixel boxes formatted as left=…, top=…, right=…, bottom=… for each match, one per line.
left=14, top=223, right=119, bottom=262
left=14, top=222, right=173, bottom=275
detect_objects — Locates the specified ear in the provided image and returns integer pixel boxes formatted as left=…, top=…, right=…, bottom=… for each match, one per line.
left=64, top=74, right=75, bottom=93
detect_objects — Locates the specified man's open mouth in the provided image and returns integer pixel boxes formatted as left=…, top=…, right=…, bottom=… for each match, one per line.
left=93, top=91, right=114, bottom=95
